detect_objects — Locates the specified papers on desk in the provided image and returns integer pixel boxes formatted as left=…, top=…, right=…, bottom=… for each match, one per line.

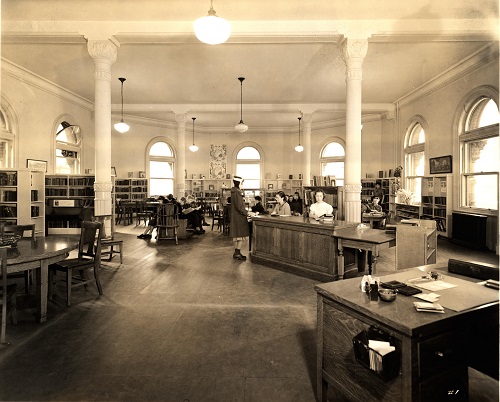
left=413, top=302, right=445, bottom=313
left=408, top=278, right=457, bottom=292
left=368, top=340, right=395, bottom=372
left=414, top=292, right=441, bottom=302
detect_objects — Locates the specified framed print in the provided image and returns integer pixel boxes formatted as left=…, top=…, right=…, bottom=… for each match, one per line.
left=226, top=174, right=231, bottom=179
left=430, top=155, right=452, bottom=174
left=268, top=184, right=274, bottom=190
left=208, top=184, right=215, bottom=191
left=27, top=159, right=47, bottom=172
left=111, top=167, right=117, bottom=176
left=139, top=171, right=146, bottom=178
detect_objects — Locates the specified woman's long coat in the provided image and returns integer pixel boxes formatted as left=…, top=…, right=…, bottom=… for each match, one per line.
left=230, top=186, right=250, bottom=238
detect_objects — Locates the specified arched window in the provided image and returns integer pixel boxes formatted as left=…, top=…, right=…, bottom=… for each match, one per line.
left=404, top=121, right=426, bottom=201
left=460, top=96, right=499, bottom=211
left=235, top=146, right=261, bottom=189
left=148, top=140, right=175, bottom=197
left=56, top=121, right=81, bottom=174
left=320, top=141, right=345, bottom=186
left=0, top=109, right=14, bottom=168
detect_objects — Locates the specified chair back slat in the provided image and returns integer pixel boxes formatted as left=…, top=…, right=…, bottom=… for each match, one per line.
left=78, top=221, right=102, bottom=258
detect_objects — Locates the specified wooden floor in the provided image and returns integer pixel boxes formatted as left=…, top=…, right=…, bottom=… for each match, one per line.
left=0, top=221, right=498, bottom=401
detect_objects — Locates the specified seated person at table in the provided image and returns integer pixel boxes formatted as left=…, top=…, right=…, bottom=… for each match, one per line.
left=309, top=189, right=333, bottom=218
left=271, top=191, right=291, bottom=215
left=290, top=191, right=303, bottom=216
left=179, top=197, right=205, bottom=234
left=369, top=196, right=383, bottom=213
left=137, top=210, right=158, bottom=239
left=251, top=196, right=267, bottom=214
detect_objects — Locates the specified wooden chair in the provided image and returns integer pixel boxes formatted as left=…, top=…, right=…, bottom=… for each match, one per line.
left=135, top=200, right=153, bottom=226
left=223, top=205, right=231, bottom=236
left=211, top=207, right=224, bottom=231
left=48, top=221, right=103, bottom=306
left=156, top=203, right=179, bottom=244
left=0, top=246, right=17, bottom=344
left=4, top=224, right=36, bottom=294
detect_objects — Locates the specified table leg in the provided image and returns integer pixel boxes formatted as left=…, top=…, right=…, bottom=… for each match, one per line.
left=338, top=241, right=344, bottom=279
left=367, top=250, right=373, bottom=276
left=36, top=261, right=48, bottom=323
left=371, top=248, right=379, bottom=275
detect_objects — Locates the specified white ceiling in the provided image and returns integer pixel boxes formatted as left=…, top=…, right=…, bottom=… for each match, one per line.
left=2, top=0, right=498, bottom=131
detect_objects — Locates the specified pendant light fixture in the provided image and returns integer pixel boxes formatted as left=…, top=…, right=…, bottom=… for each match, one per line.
left=114, top=77, right=130, bottom=133
left=194, top=0, right=231, bottom=45
left=295, top=117, right=304, bottom=152
left=189, top=117, right=199, bottom=152
left=235, top=77, right=248, bottom=133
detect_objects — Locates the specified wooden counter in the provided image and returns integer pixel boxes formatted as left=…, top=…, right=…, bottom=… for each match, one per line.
left=250, top=216, right=358, bottom=281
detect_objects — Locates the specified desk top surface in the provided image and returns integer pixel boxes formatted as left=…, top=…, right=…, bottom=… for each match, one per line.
left=333, top=225, right=395, bottom=244
left=252, top=215, right=357, bottom=229
left=315, top=263, right=499, bottom=337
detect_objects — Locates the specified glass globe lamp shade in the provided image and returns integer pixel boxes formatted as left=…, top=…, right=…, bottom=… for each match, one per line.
left=234, top=121, right=248, bottom=133
left=114, top=120, right=130, bottom=133
left=295, top=144, right=304, bottom=152
left=189, top=144, right=199, bottom=152
left=194, top=12, right=231, bottom=45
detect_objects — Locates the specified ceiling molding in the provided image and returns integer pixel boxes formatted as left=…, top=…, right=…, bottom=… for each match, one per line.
left=1, top=58, right=94, bottom=111
left=396, top=42, right=499, bottom=108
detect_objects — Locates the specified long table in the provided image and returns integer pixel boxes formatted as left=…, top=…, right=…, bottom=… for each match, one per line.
left=6, top=236, right=79, bottom=322
left=315, top=263, right=499, bottom=401
left=251, top=216, right=359, bottom=281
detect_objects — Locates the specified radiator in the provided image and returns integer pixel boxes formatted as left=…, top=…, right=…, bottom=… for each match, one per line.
left=451, top=212, right=488, bottom=249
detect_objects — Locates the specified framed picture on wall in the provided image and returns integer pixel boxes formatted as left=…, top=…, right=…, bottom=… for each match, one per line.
left=208, top=184, right=215, bottom=191
left=430, top=155, right=452, bottom=174
left=226, top=174, right=231, bottom=179
left=268, top=184, right=274, bottom=190
left=139, top=171, right=146, bottom=178
left=26, top=159, right=47, bottom=172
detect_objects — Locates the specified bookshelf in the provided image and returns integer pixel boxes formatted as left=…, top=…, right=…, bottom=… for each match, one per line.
left=420, top=175, right=452, bottom=236
left=303, top=186, right=344, bottom=220
left=114, top=178, right=148, bottom=200
left=264, top=178, right=302, bottom=210
left=382, top=177, right=401, bottom=217
left=45, top=174, right=94, bottom=234
left=185, top=179, right=232, bottom=202
left=395, top=203, right=421, bottom=220
left=360, top=179, right=376, bottom=202
left=0, top=169, right=45, bottom=236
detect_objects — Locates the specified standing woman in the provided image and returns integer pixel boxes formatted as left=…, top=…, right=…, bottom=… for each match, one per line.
left=308, top=189, right=333, bottom=218
left=271, top=191, right=291, bottom=215
left=230, top=176, right=250, bottom=261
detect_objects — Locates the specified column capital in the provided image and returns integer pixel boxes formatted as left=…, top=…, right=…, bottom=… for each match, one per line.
left=301, top=112, right=314, bottom=125
left=341, top=38, right=368, bottom=62
left=174, top=112, right=188, bottom=125
left=87, top=40, right=118, bottom=64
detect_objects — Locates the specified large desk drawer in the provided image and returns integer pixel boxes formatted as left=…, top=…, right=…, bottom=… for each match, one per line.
left=419, top=331, right=467, bottom=379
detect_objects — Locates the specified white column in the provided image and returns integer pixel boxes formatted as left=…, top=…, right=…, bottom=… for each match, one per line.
left=175, top=112, right=188, bottom=199
left=87, top=40, right=117, bottom=217
left=302, top=112, right=313, bottom=186
left=342, top=38, right=368, bottom=223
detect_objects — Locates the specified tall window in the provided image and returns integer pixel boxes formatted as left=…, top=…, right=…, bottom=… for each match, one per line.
left=56, top=121, right=81, bottom=174
left=235, top=146, right=261, bottom=189
left=460, top=97, right=499, bottom=211
left=404, top=121, right=425, bottom=201
left=0, top=110, right=14, bottom=168
left=320, top=141, right=345, bottom=186
left=149, top=141, right=175, bottom=196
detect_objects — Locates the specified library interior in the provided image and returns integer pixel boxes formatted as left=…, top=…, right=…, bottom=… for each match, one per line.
left=0, top=1, right=499, bottom=401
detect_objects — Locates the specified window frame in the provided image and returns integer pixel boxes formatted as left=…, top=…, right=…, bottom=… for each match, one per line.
left=319, top=138, right=345, bottom=186
left=403, top=119, right=427, bottom=202
left=233, top=142, right=264, bottom=190
left=459, top=95, right=499, bottom=213
left=146, top=138, right=176, bottom=197
left=55, top=120, right=81, bottom=175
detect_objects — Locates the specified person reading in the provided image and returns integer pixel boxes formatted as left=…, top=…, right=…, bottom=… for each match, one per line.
left=309, top=189, right=333, bottom=218
left=369, top=196, right=383, bottom=213
left=271, top=191, right=291, bottom=216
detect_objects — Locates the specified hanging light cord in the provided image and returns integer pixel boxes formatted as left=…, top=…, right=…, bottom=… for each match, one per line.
left=192, top=117, right=196, bottom=144
left=119, top=77, right=126, bottom=121
left=238, top=77, right=245, bottom=123
left=298, top=117, right=302, bottom=145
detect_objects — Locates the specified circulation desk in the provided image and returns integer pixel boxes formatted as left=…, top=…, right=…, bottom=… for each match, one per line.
left=315, top=263, right=499, bottom=401
left=250, top=216, right=358, bottom=281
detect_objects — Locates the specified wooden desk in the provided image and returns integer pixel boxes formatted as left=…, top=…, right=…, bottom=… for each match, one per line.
left=362, top=212, right=386, bottom=229
left=6, top=236, right=78, bottom=322
left=251, top=216, right=358, bottom=281
left=315, top=263, right=499, bottom=401
left=334, top=226, right=396, bottom=278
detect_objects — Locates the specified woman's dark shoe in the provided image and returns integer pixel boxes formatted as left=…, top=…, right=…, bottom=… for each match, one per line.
left=233, top=252, right=247, bottom=261
left=193, top=230, right=201, bottom=235
left=144, top=234, right=152, bottom=239
left=137, top=234, right=145, bottom=239
left=199, top=229, right=206, bottom=234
